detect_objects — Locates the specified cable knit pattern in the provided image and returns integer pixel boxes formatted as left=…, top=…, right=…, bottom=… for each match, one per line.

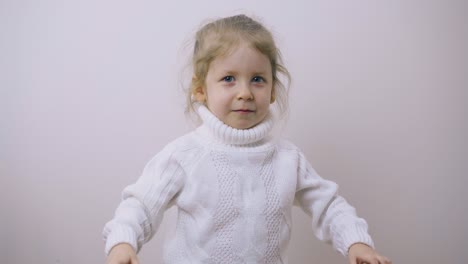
left=259, top=150, right=282, bottom=263
left=210, top=151, right=243, bottom=264
left=103, top=106, right=375, bottom=263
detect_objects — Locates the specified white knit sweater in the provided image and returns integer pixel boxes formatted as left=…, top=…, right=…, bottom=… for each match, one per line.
left=103, top=105, right=374, bottom=263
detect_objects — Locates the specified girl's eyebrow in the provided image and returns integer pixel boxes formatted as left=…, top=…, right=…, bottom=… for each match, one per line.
left=252, top=71, right=268, bottom=75
left=219, top=70, right=268, bottom=76
left=220, top=70, right=238, bottom=75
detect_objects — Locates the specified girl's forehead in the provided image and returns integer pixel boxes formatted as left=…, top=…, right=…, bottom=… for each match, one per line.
left=210, top=45, right=272, bottom=74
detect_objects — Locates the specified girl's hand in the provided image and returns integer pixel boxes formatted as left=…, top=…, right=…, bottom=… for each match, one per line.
left=348, top=243, right=392, bottom=264
left=105, top=243, right=139, bottom=264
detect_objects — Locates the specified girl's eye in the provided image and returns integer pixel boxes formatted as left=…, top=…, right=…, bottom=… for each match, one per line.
left=222, top=76, right=235, bottom=82
left=252, top=76, right=265, bottom=83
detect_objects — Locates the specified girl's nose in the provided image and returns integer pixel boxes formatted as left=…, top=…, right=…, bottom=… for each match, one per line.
left=237, top=83, right=253, bottom=101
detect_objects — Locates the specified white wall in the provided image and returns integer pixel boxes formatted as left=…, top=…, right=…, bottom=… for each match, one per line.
left=2, top=0, right=467, bottom=263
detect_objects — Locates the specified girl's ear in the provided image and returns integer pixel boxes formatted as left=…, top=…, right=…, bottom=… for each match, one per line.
left=193, top=86, right=206, bottom=102
left=192, top=76, right=206, bottom=102
left=270, top=88, right=276, bottom=103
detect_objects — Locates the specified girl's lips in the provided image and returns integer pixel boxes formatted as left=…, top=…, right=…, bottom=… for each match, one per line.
left=233, top=109, right=254, bottom=113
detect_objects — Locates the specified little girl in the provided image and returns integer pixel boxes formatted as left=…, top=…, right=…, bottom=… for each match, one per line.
left=103, top=14, right=391, bottom=264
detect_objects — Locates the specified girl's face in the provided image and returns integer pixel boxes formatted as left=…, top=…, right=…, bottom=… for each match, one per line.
left=195, top=44, right=274, bottom=129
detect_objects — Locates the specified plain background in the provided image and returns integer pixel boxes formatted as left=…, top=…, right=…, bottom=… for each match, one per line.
left=1, top=0, right=467, bottom=263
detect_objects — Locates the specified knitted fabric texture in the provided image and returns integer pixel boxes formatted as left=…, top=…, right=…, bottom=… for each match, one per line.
left=103, top=105, right=374, bottom=263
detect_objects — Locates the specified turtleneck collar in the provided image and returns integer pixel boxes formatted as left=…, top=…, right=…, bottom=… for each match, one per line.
left=195, top=104, right=275, bottom=146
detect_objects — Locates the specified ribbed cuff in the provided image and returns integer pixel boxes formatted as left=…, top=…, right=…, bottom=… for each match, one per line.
left=334, top=221, right=375, bottom=256
left=104, top=225, right=138, bottom=256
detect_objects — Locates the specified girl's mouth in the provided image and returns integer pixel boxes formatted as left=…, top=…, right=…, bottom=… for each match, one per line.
left=233, top=109, right=254, bottom=113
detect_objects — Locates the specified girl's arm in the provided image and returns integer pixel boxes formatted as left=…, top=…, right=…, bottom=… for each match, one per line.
left=294, top=150, right=374, bottom=255
left=103, top=146, right=185, bottom=256
left=294, top=150, right=391, bottom=263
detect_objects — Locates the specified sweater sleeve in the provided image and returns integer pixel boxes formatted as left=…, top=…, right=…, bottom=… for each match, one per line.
left=294, top=150, right=374, bottom=256
left=102, top=145, right=185, bottom=255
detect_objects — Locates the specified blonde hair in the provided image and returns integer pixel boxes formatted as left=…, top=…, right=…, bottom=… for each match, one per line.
left=186, top=14, right=291, bottom=119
